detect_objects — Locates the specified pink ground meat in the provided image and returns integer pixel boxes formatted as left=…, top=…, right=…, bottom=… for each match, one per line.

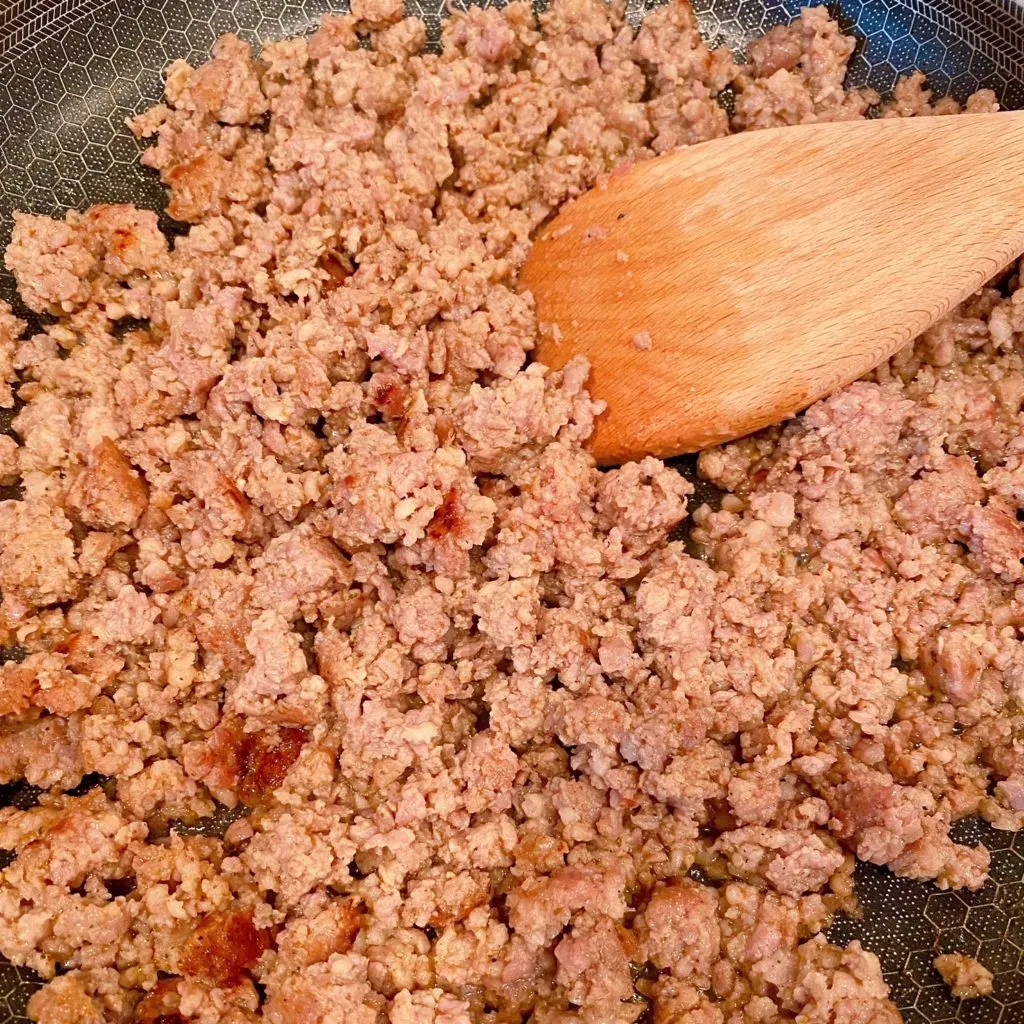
left=0, top=2, right=1012, bottom=1022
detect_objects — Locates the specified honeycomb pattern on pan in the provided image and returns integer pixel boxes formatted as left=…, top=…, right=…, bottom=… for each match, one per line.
left=828, top=819, right=1024, bottom=1023
left=3, top=1, right=1024, bottom=1022
left=3, top=0, right=1024, bottom=252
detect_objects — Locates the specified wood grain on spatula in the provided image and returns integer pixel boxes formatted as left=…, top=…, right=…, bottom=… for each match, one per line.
left=520, top=112, right=1024, bottom=465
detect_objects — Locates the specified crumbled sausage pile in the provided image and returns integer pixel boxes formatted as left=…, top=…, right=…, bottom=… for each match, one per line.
left=0, top=1, right=1015, bottom=1021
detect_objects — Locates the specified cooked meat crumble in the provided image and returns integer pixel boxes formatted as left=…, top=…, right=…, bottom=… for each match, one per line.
left=934, top=952, right=995, bottom=999
left=0, top=1, right=1014, bottom=1022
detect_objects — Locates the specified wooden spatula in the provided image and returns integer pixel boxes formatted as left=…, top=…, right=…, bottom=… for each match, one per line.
left=520, top=112, right=1024, bottom=465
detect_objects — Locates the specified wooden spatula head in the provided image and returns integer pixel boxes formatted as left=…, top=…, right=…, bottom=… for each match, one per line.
left=520, top=112, right=1024, bottom=465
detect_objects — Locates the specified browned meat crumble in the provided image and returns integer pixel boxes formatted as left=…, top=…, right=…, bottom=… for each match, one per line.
left=934, top=953, right=995, bottom=999
left=0, top=1, right=1014, bottom=1022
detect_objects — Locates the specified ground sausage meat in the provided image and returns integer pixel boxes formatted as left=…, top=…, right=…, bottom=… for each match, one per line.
left=0, top=2, right=1012, bottom=1022
left=934, top=952, right=995, bottom=999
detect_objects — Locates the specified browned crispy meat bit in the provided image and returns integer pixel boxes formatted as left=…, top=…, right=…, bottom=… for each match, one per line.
left=179, top=910, right=273, bottom=986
